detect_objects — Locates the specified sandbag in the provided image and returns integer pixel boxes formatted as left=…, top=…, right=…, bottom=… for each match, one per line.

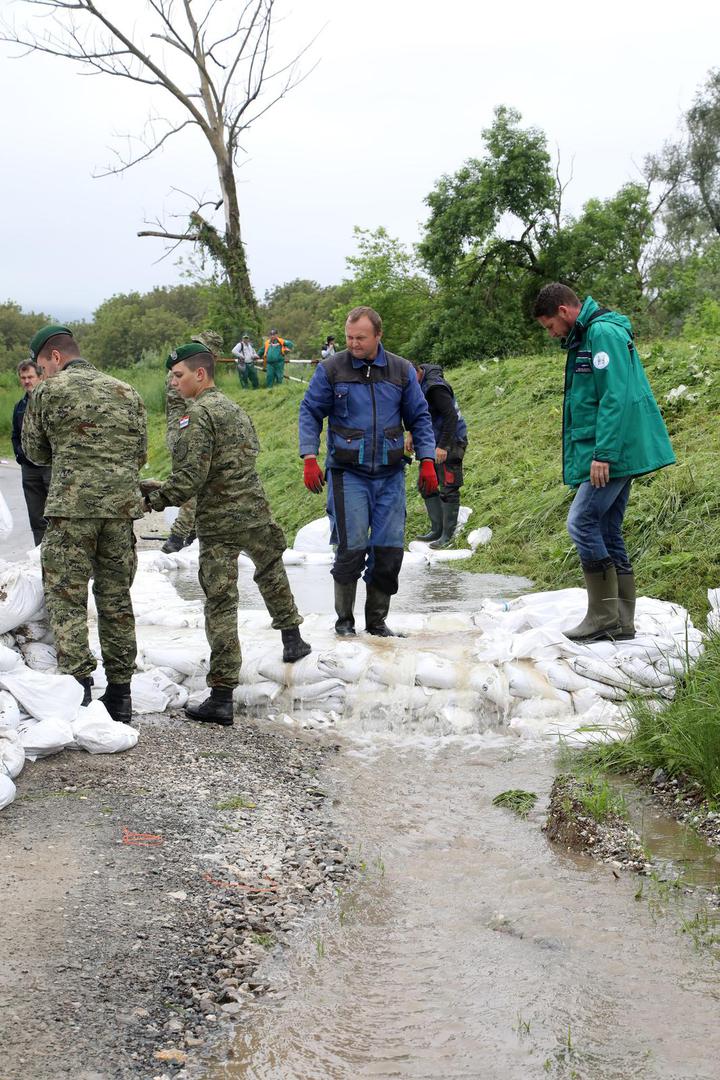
left=20, top=641, right=58, bottom=672
left=18, top=716, right=74, bottom=758
left=468, top=527, right=492, bottom=549
left=317, top=642, right=372, bottom=683
left=0, top=566, right=46, bottom=634
left=71, top=701, right=139, bottom=754
left=258, top=651, right=330, bottom=687
left=0, top=727, right=25, bottom=778
left=131, top=669, right=188, bottom=713
left=234, top=682, right=283, bottom=708
left=294, top=516, right=332, bottom=553
left=0, top=770, right=16, bottom=810
left=0, top=492, right=12, bottom=541
left=0, top=690, right=21, bottom=730
left=469, top=663, right=512, bottom=712
left=0, top=663, right=83, bottom=724
left=503, top=660, right=569, bottom=702
left=415, top=652, right=460, bottom=690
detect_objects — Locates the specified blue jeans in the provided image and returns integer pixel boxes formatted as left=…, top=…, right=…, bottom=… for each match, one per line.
left=326, top=468, right=406, bottom=594
left=566, top=478, right=633, bottom=571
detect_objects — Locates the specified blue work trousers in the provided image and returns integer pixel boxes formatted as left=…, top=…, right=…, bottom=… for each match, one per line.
left=566, top=477, right=633, bottom=572
left=326, top=468, right=406, bottom=595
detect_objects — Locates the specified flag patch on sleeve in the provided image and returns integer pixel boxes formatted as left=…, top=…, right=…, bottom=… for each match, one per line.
left=179, top=415, right=190, bottom=428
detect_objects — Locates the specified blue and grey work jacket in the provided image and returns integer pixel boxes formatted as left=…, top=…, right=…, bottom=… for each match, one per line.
left=298, top=345, right=435, bottom=476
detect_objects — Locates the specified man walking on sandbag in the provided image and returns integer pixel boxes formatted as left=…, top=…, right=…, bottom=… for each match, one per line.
left=534, top=283, right=675, bottom=642
left=298, top=305, right=437, bottom=637
left=22, top=325, right=147, bottom=723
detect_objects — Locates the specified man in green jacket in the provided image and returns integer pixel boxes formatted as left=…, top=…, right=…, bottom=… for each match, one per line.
left=258, top=329, right=294, bottom=388
left=534, top=283, right=675, bottom=642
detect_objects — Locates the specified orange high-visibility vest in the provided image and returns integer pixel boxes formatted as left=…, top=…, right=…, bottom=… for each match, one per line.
left=262, top=337, right=288, bottom=367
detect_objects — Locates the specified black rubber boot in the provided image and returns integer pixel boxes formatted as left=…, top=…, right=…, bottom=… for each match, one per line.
left=415, top=495, right=443, bottom=542
left=185, top=687, right=234, bottom=726
left=334, top=580, right=357, bottom=636
left=365, top=584, right=397, bottom=637
left=74, top=676, right=92, bottom=707
left=281, top=627, right=312, bottom=663
left=100, top=682, right=133, bottom=724
left=429, top=498, right=460, bottom=550
left=564, top=563, right=622, bottom=642
left=617, top=571, right=636, bottom=640
left=161, top=533, right=185, bottom=554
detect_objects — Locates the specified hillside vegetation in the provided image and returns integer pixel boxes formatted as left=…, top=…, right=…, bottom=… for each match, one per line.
left=2, top=341, right=718, bottom=621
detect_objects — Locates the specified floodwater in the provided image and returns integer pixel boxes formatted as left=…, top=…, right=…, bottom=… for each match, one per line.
left=202, top=565, right=720, bottom=1080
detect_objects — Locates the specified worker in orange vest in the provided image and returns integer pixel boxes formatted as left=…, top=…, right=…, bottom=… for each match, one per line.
left=258, top=329, right=294, bottom=388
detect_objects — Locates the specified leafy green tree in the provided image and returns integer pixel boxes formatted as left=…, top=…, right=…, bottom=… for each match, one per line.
left=81, top=284, right=212, bottom=366
left=260, top=278, right=351, bottom=357
left=0, top=301, right=53, bottom=370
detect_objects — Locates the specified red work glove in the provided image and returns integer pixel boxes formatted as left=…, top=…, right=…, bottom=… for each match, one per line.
left=418, top=459, right=439, bottom=497
left=303, top=456, right=325, bottom=493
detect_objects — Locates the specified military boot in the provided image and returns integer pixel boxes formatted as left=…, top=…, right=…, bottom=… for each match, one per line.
left=281, top=627, right=312, bottom=663
left=617, top=571, right=637, bottom=640
left=100, top=682, right=133, bottom=724
left=429, top=498, right=460, bottom=550
left=184, top=531, right=197, bottom=547
left=365, top=584, right=398, bottom=637
left=74, top=676, right=92, bottom=707
left=415, top=495, right=443, bottom=542
left=161, top=533, right=185, bottom=554
left=564, top=563, right=622, bottom=642
left=185, top=687, right=234, bottom=726
left=334, top=580, right=357, bottom=636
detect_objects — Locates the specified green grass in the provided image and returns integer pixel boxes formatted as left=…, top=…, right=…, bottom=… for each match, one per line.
left=215, top=794, right=256, bottom=811
left=492, top=789, right=538, bottom=818
left=580, top=633, right=720, bottom=802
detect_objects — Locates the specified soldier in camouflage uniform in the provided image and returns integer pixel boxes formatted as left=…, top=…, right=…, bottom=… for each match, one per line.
left=161, top=331, right=223, bottom=553
left=144, top=342, right=310, bottom=725
left=22, top=325, right=147, bottom=724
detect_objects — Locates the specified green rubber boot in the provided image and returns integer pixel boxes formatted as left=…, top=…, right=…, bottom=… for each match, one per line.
left=617, top=571, right=636, bottom=640
left=429, top=498, right=460, bottom=550
left=564, top=564, right=622, bottom=642
left=416, top=495, right=443, bottom=542
left=334, top=580, right=358, bottom=637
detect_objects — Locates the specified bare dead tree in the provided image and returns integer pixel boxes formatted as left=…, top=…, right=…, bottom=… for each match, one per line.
left=1, top=0, right=318, bottom=313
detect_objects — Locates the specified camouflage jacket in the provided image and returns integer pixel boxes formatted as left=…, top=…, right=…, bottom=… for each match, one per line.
left=147, top=386, right=271, bottom=539
left=22, top=358, right=147, bottom=519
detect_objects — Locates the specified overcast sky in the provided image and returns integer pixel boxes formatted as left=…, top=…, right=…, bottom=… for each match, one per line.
left=1, top=0, right=718, bottom=322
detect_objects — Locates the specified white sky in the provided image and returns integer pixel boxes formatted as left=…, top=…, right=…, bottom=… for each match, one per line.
left=1, top=0, right=718, bottom=321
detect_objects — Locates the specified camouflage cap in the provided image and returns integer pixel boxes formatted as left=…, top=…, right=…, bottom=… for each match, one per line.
left=29, top=324, right=72, bottom=360
left=166, top=342, right=212, bottom=371
left=191, top=330, right=223, bottom=353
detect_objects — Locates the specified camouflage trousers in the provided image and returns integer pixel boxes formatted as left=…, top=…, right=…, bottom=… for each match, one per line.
left=171, top=497, right=196, bottom=540
left=198, top=522, right=301, bottom=688
left=42, top=517, right=138, bottom=682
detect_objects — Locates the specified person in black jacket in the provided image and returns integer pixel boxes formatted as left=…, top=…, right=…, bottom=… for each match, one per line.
left=11, top=360, right=52, bottom=546
left=406, top=362, right=468, bottom=548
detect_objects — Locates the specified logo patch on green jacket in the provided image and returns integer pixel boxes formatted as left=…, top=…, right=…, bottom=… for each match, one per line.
left=593, top=351, right=610, bottom=370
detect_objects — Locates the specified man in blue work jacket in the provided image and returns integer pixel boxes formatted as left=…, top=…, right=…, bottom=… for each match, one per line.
left=299, top=306, right=438, bottom=636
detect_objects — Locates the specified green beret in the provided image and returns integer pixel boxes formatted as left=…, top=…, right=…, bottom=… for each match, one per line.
left=29, top=324, right=72, bottom=360
left=165, top=342, right=212, bottom=371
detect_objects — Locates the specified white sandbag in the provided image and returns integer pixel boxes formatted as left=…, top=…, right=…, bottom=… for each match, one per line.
left=258, top=651, right=330, bottom=687
left=468, top=527, right=492, bottom=550
left=317, top=642, right=373, bottom=683
left=13, top=621, right=51, bottom=644
left=20, top=641, right=58, bottom=672
left=289, top=679, right=346, bottom=703
left=536, top=658, right=597, bottom=694
left=18, top=716, right=74, bottom=758
left=366, top=651, right=417, bottom=688
left=511, top=697, right=573, bottom=720
left=0, top=690, right=21, bottom=729
left=0, top=566, right=46, bottom=634
left=138, top=642, right=209, bottom=679
left=468, top=663, right=512, bottom=712
left=425, top=548, right=473, bottom=562
left=0, top=727, right=25, bottom=778
left=294, top=516, right=332, bottom=553
left=0, top=492, right=12, bottom=541
left=474, top=631, right=515, bottom=665
left=415, top=652, right=461, bottom=690
left=303, top=551, right=335, bottom=565
left=0, top=663, right=83, bottom=724
left=0, top=770, right=16, bottom=810
left=615, top=657, right=675, bottom=689
left=503, top=660, right=570, bottom=702
left=71, top=701, right=139, bottom=754
left=570, top=655, right=637, bottom=692
left=234, top=682, right=283, bottom=707
left=508, top=626, right=567, bottom=662
left=282, top=549, right=306, bottom=565
left=131, top=669, right=188, bottom=713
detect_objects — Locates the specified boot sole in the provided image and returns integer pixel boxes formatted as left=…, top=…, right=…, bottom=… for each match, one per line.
left=565, top=624, right=623, bottom=643
left=184, top=711, right=233, bottom=726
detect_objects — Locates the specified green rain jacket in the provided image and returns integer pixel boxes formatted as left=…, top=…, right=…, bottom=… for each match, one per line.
left=561, top=297, right=675, bottom=486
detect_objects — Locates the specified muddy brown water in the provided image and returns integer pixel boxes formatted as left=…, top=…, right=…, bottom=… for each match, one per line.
left=190, top=565, right=720, bottom=1080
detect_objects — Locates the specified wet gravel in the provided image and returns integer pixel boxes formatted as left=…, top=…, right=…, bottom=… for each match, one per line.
left=544, top=774, right=648, bottom=872
left=0, top=712, right=352, bottom=1080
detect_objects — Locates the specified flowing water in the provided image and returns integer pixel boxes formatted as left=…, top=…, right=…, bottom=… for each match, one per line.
left=194, top=563, right=720, bottom=1080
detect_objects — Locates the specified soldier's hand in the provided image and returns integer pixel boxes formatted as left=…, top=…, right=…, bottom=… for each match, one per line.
left=303, top=456, right=325, bottom=493
left=404, top=432, right=414, bottom=455
left=435, top=447, right=448, bottom=464
left=140, top=479, right=162, bottom=497
left=418, top=459, right=439, bottom=497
